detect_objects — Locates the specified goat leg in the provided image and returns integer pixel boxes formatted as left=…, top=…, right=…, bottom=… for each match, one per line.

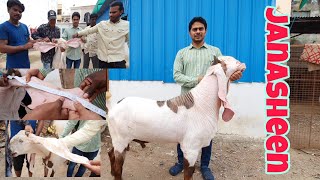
left=108, top=147, right=116, bottom=176
left=114, top=150, right=126, bottom=180
left=43, top=158, right=48, bottom=177
left=183, top=158, right=195, bottom=180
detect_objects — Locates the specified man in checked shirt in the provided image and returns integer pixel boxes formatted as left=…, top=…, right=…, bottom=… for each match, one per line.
left=31, top=10, right=61, bottom=69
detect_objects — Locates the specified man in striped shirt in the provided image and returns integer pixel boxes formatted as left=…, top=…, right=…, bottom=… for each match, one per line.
left=170, top=17, right=242, bottom=180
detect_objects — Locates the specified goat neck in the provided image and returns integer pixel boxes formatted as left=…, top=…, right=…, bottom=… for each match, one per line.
left=190, top=73, right=220, bottom=117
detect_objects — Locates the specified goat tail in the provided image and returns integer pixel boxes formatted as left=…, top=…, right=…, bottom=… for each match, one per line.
left=132, top=139, right=148, bottom=148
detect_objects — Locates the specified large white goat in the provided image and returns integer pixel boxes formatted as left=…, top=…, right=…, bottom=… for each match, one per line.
left=10, top=120, right=105, bottom=177
left=107, top=56, right=246, bottom=180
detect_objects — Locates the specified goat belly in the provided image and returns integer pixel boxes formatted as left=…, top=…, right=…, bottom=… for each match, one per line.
left=111, top=97, right=186, bottom=143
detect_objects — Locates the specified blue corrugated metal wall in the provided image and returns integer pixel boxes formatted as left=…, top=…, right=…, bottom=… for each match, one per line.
left=108, top=0, right=274, bottom=83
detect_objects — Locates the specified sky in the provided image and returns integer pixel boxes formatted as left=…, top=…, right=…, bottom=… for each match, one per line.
left=58, top=0, right=97, bottom=7
left=0, top=0, right=97, bottom=27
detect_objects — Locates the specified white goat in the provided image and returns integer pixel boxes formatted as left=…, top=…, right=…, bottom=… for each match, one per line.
left=107, top=56, right=246, bottom=180
left=10, top=121, right=69, bottom=177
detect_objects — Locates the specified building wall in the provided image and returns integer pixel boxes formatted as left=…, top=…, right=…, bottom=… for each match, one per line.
left=109, top=0, right=273, bottom=83
left=70, top=5, right=95, bottom=23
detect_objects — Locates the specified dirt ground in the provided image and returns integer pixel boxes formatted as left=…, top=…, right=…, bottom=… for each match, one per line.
left=101, top=130, right=320, bottom=180
left=0, top=50, right=42, bottom=69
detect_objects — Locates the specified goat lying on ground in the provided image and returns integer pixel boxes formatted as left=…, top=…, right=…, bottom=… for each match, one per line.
left=107, top=56, right=246, bottom=180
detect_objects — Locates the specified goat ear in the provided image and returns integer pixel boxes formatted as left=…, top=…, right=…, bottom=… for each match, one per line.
left=214, top=66, right=235, bottom=122
left=211, top=56, right=220, bottom=66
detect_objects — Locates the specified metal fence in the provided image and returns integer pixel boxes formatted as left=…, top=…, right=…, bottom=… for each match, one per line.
left=287, top=45, right=320, bottom=149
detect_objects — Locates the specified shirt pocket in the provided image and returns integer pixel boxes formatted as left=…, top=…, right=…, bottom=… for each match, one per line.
left=117, top=28, right=126, bottom=33
left=102, top=26, right=111, bottom=32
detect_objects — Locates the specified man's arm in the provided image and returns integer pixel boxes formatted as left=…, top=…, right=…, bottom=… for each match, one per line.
left=60, top=120, right=79, bottom=138
left=173, top=51, right=199, bottom=88
left=0, top=24, right=31, bottom=53
left=31, top=26, right=43, bottom=40
left=0, top=39, right=32, bottom=54
left=77, top=25, right=99, bottom=37
left=35, top=120, right=44, bottom=136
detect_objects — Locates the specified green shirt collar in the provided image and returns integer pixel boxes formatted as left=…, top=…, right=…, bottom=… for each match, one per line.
left=189, top=43, right=209, bottom=50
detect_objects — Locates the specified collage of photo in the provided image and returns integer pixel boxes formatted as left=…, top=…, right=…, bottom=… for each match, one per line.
left=0, top=0, right=320, bottom=180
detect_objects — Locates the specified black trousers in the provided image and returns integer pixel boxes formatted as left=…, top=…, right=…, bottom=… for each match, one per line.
left=103, top=60, right=126, bottom=68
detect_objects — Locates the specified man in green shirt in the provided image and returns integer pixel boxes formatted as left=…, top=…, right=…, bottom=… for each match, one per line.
left=170, top=17, right=242, bottom=180
left=61, top=12, right=82, bottom=69
left=60, top=120, right=101, bottom=177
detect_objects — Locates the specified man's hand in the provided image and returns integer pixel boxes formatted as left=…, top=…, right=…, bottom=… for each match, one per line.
left=198, top=76, right=204, bottom=83
left=80, top=70, right=107, bottom=102
left=26, top=69, right=45, bottom=83
left=72, top=33, right=79, bottom=38
left=81, top=36, right=86, bottom=43
left=230, top=70, right=242, bottom=82
left=68, top=101, right=103, bottom=120
left=83, top=160, right=101, bottom=175
left=23, top=42, right=34, bottom=50
left=60, top=47, right=65, bottom=52
left=24, top=125, right=34, bottom=134
left=0, top=75, right=9, bottom=87
left=43, top=37, right=51, bottom=42
left=22, top=98, right=69, bottom=120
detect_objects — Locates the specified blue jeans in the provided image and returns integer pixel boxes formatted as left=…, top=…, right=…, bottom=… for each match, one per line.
left=177, top=140, right=213, bottom=168
left=66, top=57, right=81, bottom=69
left=67, top=147, right=99, bottom=177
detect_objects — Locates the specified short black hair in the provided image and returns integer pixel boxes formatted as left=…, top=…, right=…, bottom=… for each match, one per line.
left=72, top=12, right=80, bottom=19
left=7, top=0, right=25, bottom=12
left=110, top=1, right=124, bottom=12
left=90, top=13, right=98, bottom=19
left=189, top=17, right=207, bottom=32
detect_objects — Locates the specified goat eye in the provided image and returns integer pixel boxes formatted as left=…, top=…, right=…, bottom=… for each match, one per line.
left=19, top=139, right=23, bottom=143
